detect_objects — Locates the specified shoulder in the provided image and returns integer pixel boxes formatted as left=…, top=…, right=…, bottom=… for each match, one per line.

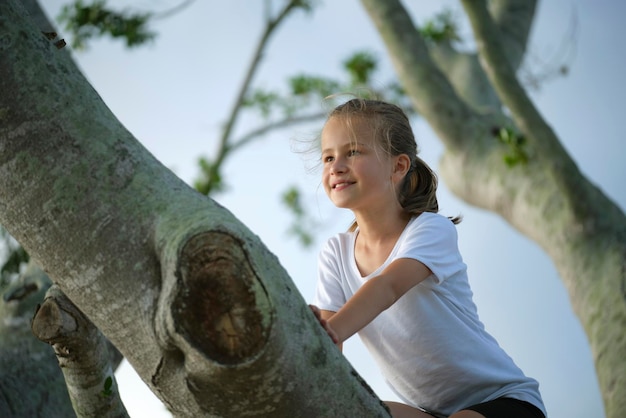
left=409, top=212, right=457, bottom=236
left=319, top=230, right=354, bottom=260
left=396, top=213, right=465, bottom=284
left=398, top=212, right=460, bottom=255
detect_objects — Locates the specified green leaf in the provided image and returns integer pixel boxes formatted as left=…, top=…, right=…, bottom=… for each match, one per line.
left=419, top=9, right=460, bottom=43
left=492, top=126, right=529, bottom=167
left=101, top=376, right=113, bottom=397
left=194, top=157, right=226, bottom=195
left=281, top=186, right=318, bottom=247
left=288, top=75, right=339, bottom=97
left=59, top=0, right=155, bottom=49
left=282, top=187, right=304, bottom=216
left=242, top=90, right=282, bottom=118
left=343, top=51, right=378, bottom=85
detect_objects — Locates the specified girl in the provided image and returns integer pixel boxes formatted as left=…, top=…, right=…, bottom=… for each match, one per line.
left=311, top=98, right=546, bottom=418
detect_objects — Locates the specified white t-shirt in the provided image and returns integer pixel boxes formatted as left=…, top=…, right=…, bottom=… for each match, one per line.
left=314, top=212, right=546, bottom=418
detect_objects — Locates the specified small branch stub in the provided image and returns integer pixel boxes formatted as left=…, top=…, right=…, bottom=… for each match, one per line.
left=31, top=285, right=129, bottom=418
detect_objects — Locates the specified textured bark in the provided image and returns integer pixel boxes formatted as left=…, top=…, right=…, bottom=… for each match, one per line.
left=360, top=0, right=626, bottom=415
left=0, top=0, right=389, bottom=416
left=32, top=280, right=127, bottom=418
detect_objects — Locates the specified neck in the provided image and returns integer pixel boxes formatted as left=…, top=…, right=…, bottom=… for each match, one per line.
left=353, top=207, right=412, bottom=244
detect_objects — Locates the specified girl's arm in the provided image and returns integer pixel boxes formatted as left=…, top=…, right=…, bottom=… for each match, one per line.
left=327, top=258, right=432, bottom=344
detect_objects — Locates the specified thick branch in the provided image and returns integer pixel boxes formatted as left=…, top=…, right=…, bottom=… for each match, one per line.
left=153, top=226, right=392, bottom=417
left=359, top=0, right=475, bottom=149
left=0, top=1, right=395, bottom=412
left=32, top=284, right=128, bottom=418
left=426, top=0, right=536, bottom=112
left=488, top=0, right=537, bottom=70
left=359, top=1, right=625, bottom=415
left=461, top=0, right=609, bottom=221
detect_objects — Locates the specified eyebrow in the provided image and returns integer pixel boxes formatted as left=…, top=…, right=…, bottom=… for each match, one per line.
left=321, top=142, right=370, bottom=154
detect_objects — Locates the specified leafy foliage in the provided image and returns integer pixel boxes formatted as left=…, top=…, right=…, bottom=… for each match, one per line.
left=240, top=50, right=409, bottom=121
left=290, top=75, right=341, bottom=98
left=492, top=126, right=529, bottom=167
left=59, top=0, right=155, bottom=49
left=194, top=157, right=226, bottom=195
left=242, top=90, right=284, bottom=119
left=281, top=186, right=316, bottom=247
left=419, top=9, right=460, bottom=43
left=343, top=51, right=377, bottom=85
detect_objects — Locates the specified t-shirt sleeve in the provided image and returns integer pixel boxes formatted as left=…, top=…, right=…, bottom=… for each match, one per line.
left=313, top=237, right=346, bottom=312
left=395, top=214, right=465, bottom=284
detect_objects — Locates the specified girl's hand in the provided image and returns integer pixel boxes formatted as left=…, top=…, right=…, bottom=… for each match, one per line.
left=309, top=304, right=339, bottom=344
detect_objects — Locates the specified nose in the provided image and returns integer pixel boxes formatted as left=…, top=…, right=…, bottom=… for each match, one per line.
left=329, top=158, right=347, bottom=175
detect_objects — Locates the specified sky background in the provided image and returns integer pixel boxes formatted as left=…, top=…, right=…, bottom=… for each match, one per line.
left=36, top=1, right=625, bottom=417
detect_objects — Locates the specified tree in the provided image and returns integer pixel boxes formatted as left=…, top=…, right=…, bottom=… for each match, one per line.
left=2, top=3, right=623, bottom=418
left=358, top=0, right=625, bottom=416
left=0, top=0, right=390, bottom=416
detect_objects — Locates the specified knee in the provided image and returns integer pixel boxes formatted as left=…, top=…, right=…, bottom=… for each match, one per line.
left=385, top=401, right=436, bottom=418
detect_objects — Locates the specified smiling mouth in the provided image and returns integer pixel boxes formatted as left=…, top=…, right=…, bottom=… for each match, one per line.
left=333, top=182, right=355, bottom=189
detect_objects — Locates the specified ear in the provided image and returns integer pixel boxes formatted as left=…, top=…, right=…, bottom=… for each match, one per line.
left=392, top=154, right=411, bottom=182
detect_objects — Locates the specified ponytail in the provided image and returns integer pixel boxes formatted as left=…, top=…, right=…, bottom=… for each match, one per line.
left=399, top=157, right=461, bottom=225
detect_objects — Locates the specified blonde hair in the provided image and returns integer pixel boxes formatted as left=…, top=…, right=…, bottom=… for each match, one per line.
left=325, top=98, right=461, bottom=229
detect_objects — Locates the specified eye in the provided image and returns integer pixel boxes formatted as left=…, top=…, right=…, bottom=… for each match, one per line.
left=348, top=149, right=360, bottom=157
left=323, top=155, right=334, bottom=163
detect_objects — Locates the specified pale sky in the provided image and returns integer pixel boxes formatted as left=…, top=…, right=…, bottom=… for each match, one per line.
left=37, top=1, right=625, bottom=417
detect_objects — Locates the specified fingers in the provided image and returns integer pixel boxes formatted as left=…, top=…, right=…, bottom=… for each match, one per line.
left=309, top=304, right=321, bottom=319
left=309, top=305, right=339, bottom=344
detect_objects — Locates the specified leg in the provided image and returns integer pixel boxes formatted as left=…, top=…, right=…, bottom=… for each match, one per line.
left=385, top=401, right=437, bottom=418
left=449, top=411, right=486, bottom=418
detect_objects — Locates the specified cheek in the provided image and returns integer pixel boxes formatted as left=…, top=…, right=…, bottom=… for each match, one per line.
left=321, top=166, right=328, bottom=180
left=321, top=168, right=330, bottom=189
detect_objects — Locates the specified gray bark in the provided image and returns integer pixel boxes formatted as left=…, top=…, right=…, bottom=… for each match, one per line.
left=360, top=0, right=626, bottom=416
left=32, top=279, right=128, bottom=418
left=0, top=0, right=389, bottom=416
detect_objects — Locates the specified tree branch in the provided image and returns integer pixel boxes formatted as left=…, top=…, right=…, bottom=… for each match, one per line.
left=209, top=0, right=309, bottom=189
left=488, top=0, right=537, bottom=70
left=461, top=0, right=587, bottom=209
left=152, top=0, right=198, bottom=21
left=32, top=284, right=128, bottom=418
left=1, top=2, right=391, bottom=412
left=152, top=222, right=391, bottom=416
left=359, top=0, right=475, bottom=149
left=230, top=111, right=326, bottom=152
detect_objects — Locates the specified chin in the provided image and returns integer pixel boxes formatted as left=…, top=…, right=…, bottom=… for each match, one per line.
left=331, top=200, right=353, bottom=209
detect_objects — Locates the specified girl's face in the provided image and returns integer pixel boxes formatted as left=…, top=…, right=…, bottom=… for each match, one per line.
left=321, top=117, right=407, bottom=213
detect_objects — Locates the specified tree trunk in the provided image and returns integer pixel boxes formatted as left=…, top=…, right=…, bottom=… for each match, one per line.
left=359, top=0, right=626, bottom=416
left=0, top=1, right=389, bottom=416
